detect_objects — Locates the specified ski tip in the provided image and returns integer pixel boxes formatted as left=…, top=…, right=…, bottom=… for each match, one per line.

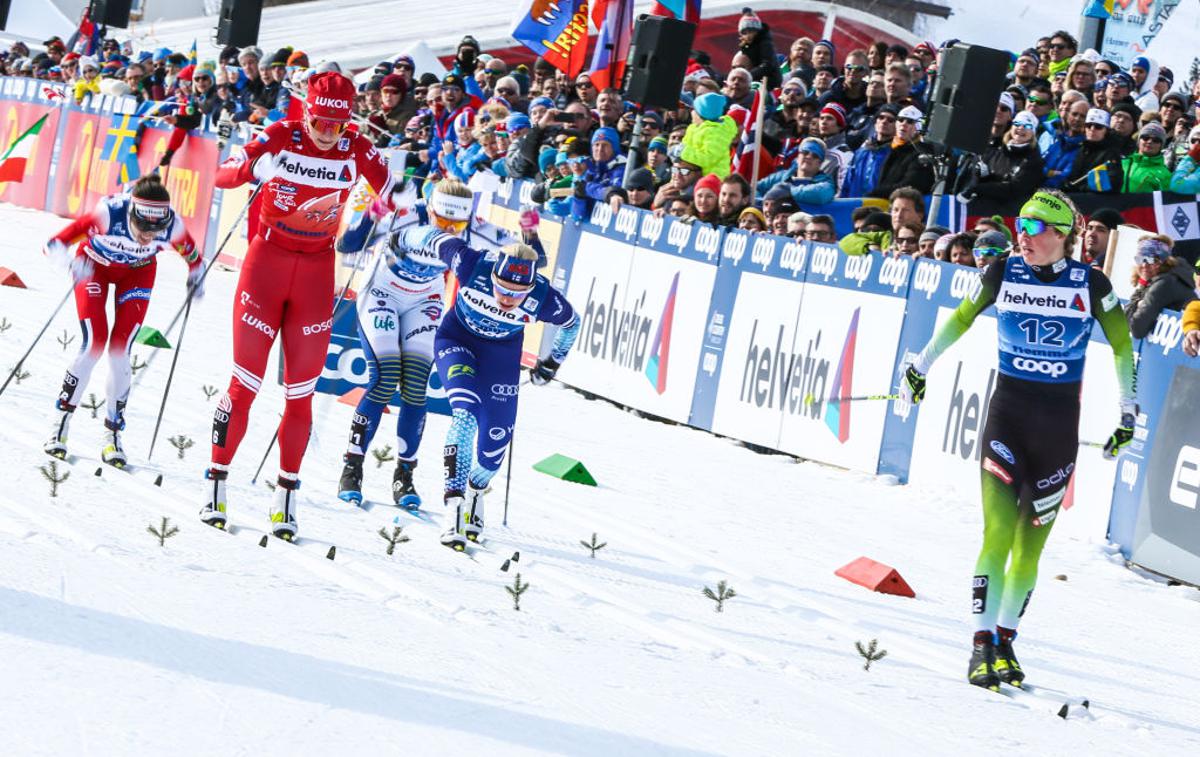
left=258, top=535, right=268, bottom=547
left=94, top=467, right=103, bottom=477
left=153, top=474, right=163, bottom=487
left=325, top=546, right=336, bottom=561
left=511, top=551, right=520, bottom=562
left=1081, top=699, right=1090, bottom=710
left=1057, top=704, right=1069, bottom=719
left=500, top=559, right=511, bottom=572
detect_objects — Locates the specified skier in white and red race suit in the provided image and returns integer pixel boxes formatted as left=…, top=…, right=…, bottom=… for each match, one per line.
left=201, top=71, right=397, bottom=539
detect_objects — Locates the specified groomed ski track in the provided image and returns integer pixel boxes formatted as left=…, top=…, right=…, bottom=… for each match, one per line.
left=1, top=204, right=1198, bottom=755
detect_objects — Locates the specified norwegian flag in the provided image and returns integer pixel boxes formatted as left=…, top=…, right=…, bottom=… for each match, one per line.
left=731, top=87, right=775, bottom=184
left=588, top=0, right=635, bottom=91
left=68, top=9, right=101, bottom=57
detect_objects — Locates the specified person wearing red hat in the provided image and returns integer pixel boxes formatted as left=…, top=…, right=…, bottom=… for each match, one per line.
left=202, top=71, right=398, bottom=540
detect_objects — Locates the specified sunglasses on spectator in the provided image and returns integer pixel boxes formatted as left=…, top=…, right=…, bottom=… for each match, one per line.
left=1015, top=217, right=1069, bottom=236
left=672, top=165, right=695, bottom=176
left=1085, top=123, right=1107, bottom=130
left=876, top=114, right=896, bottom=123
left=1049, top=42, right=1070, bottom=50
left=805, top=229, right=834, bottom=240
left=1134, top=253, right=1165, bottom=265
left=395, top=63, right=414, bottom=71
left=973, top=246, right=1004, bottom=258
left=567, top=156, right=588, bottom=165
left=1140, top=135, right=1163, bottom=143
left=895, top=235, right=919, bottom=247
left=898, top=117, right=919, bottom=124
left=1162, top=102, right=1182, bottom=110
left=575, top=80, right=594, bottom=88
left=1027, top=95, right=1050, bottom=105
left=496, top=87, right=517, bottom=96
left=485, top=70, right=502, bottom=77
left=844, top=64, right=868, bottom=72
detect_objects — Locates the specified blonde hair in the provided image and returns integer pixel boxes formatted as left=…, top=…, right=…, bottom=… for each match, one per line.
left=1129, top=233, right=1177, bottom=286
left=501, top=242, right=539, bottom=261
left=433, top=178, right=472, bottom=199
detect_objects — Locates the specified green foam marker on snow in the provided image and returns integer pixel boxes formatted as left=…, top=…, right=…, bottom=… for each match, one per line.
left=533, top=454, right=597, bottom=486
left=134, top=327, right=172, bottom=349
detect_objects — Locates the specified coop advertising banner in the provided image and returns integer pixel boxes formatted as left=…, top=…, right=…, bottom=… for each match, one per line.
left=706, top=245, right=910, bottom=472
left=554, top=203, right=718, bottom=423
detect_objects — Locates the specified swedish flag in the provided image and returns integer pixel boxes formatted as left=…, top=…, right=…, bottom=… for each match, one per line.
left=102, top=112, right=142, bottom=186
left=188, top=39, right=197, bottom=67
left=1086, top=164, right=1112, bottom=193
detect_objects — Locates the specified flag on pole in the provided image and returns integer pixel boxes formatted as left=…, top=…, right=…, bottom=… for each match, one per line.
left=68, top=9, right=101, bottom=56
left=0, top=115, right=50, bottom=184
left=511, top=0, right=590, bottom=78
left=731, top=87, right=775, bottom=184
left=188, top=39, right=198, bottom=67
left=102, top=112, right=143, bottom=186
left=650, top=0, right=701, bottom=24
left=588, top=0, right=635, bottom=91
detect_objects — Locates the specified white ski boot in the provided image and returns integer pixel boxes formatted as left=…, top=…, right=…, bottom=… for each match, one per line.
left=463, top=483, right=486, bottom=542
left=440, top=493, right=469, bottom=551
left=270, top=476, right=300, bottom=541
left=100, top=421, right=127, bottom=468
left=199, top=469, right=229, bottom=529
left=43, top=409, right=72, bottom=459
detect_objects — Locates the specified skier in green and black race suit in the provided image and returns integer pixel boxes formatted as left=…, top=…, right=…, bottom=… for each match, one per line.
left=899, top=189, right=1137, bottom=692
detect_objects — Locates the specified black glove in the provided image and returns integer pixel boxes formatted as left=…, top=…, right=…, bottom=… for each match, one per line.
left=1103, top=403, right=1138, bottom=459
left=530, top=357, right=560, bottom=386
left=900, top=363, right=926, bottom=405
left=573, top=180, right=587, bottom=199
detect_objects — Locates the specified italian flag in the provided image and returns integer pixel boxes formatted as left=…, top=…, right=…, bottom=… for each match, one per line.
left=0, top=114, right=49, bottom=184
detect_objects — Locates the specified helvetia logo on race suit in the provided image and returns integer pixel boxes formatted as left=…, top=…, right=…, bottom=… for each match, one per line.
left=274, top=151, right=357, bottom=189
left=996, top=283, right=1089, bottom=318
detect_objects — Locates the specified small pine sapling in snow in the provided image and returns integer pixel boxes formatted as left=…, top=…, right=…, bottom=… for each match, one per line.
left=40, top=460, right=70, bottom=497
left=11, top=366, right=30, bottom=384
left=378, top=525, right=410, bottom=555
left=80, top=393, right=103, bottom=419
left=855, top=639, right=887, bottom=671
left=372, top=444, right=394, bottom=469
left=580, top=532, right=607, bottom=558
left=147, top=516, right=180, bottom=546
left=506, top=572, right=530, bottom=611
left=130, top=354, right=147, bottom=374
left=57, top=329, right=75, bottom=352
left=702, top=580, right=737, bottom=613
left=201, top=385, right=219, bottom=401
left=168, top=434, right=195, bottom=460
left=0, top=317, right=11, bottom=334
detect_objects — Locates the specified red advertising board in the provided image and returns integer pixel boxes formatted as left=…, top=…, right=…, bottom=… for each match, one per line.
left=47, top=107, right=104, bottom=219
left=137, top=126, right=219, bottom=255
left=0, top=99, right=61, bottom=209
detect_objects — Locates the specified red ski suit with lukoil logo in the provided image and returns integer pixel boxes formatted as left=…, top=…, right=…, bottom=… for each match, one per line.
left=211, top=120, right=395, bottom=477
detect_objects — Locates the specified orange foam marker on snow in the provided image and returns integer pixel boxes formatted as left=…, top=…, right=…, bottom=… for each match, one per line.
left=835, top=556, right=915, bottom=598
left=0, top=267, right=26, bottom=288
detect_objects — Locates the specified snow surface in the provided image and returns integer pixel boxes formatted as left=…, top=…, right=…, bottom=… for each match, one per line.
left=1, top=202, right=1199, bottom=755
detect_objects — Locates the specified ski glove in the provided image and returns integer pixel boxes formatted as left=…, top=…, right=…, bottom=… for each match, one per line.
left=899, top=363, right=926, bottom=405
left=1102, top=402, right=1138, bottom=460
left=518, top=206, right=540, bottom=233
left=44, top=239, right=71, bottom=268
left=530, top=357, right=560, bottom=386
left=251, top=152, right=280, bottom=183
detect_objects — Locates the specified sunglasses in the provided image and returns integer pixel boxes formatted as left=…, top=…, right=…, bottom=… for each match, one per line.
left=307, top=117, right=347, bottom=136
left=898, top=117, right=919, bottom=124
left=805, top=229, right=834, bottom=240
left=575, top=80, right=594, bottom=88
left=845, top=64, right=868, bottom=72
left=491, top=276, right=533, bottom=299
left=895, top=236, right=919, bottom=246
left=973, top=246, right=1004, bottom=258
left=395, top=63, right=414, bottom=71
left=1162, top=102, right=1183, bottom=110
left=672, top=165, right=695, bottom=176
left=1049, top=43, right=1069, bottom=50
left=1015, top=217, right=1069, bottom=236
left=876, top=115, right=896, bottom=123
left=1085, top=123, right=1108, bottom=130
left=1134, top=253, right=1165, bottom=265
left=1027, top=95, right=1050, bottom=105
left=1140, top=135, right=1163, bottom=142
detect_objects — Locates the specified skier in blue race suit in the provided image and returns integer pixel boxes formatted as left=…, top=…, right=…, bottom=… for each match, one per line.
left=394, top=225, right=579, bottom=550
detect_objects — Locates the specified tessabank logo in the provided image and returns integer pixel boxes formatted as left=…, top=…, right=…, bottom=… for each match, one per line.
left=644, top=272, right=679, bottom=395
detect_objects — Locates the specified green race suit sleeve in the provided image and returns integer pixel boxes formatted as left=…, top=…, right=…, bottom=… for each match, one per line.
left=912, top=260, right=1001, bottom=373
left=1088, top=269, right=1137, bottom=406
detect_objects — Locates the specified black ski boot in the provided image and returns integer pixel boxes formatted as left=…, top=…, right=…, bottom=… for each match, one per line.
left=994, top=627, right=1025, bottom=687
left=337, top=453, right=364, bottom=504
left=968, top=631, right=1001, bottom=692
left=392, top=459, right=421, bottom=510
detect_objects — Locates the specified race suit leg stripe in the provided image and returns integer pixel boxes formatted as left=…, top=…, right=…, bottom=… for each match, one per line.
left=276, top=248, right=336, bottom=476
left=349, top=295, right=402, bottom=456
left=60, top=272, right=111, bottom=410
left=212, top=237, right=288, bottom=467
left=394, top=298, right=439, bottom=460
left=104, top=262, right=155, bottom=426
left=467, top=342, right=522, bottom=490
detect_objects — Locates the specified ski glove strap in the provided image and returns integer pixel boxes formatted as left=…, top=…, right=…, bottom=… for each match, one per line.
left=1103, top=404, right=1138, bottom=460
left=900, top=363, right=926, bottom=405
left=530, top=357, right=560, bottom=386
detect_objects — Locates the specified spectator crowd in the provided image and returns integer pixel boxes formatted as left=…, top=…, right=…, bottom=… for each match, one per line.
left=5, top=9, right=1200, bottom=331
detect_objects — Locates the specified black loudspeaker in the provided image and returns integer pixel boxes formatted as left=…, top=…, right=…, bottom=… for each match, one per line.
left=89, top=0, right=133, bottom=28
left=0, top=0, right=11, bottom=31
left=926, top=43, right=1010, bottom=155
left=216, top=0, right=264, bottom=48
left=624, top=14, right=696, bottom=110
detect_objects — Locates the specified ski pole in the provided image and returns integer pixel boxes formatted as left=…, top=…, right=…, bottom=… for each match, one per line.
left=250, top=222, right=383, bottom=485
left=502, top=428, right=514, bottom=527
left=805, top=392, right=900, bottom=404
left=0, top=284, right=74, bottom=399
left=146, top=293, right=192, bottom=461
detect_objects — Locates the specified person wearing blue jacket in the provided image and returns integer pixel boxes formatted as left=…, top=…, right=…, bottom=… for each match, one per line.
left=839, top=105, right=896, bottom=198
left=1040, top=99, right=1088, bottom=188
left=1169, top=125, right=1200, bottom=194
left=757, top=137, right=835, bottom=206
left=569, top=126, right=627, bottom=218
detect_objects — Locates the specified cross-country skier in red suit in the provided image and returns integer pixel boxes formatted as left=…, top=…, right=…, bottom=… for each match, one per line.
left=201, top=71, right=397, bottom=539
left=42, top=174, right=200, bottom=468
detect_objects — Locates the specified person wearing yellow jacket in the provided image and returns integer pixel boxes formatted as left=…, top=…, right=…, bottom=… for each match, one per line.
left=73, top=57, right=101, bottom=104
left=680, top=92, right=739, bottom=179
left=1181, top=276, right=1200, bottom=356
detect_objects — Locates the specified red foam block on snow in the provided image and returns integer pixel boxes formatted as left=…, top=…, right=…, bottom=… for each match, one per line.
left=835, top=556, right=915, bottom=598
left=338, top=387, right=390, bottom=413
left=0, top=267, right=26, bottom=288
